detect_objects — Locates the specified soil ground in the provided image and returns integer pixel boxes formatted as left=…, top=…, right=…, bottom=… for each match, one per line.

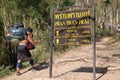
left=1, top=37, right=120, bottom=80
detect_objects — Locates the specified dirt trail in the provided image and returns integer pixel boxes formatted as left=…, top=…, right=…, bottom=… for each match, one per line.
left=1, top=37, right=120, bottom=80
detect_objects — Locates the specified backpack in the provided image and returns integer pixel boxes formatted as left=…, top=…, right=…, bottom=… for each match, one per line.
left=6, top=22, right=27, bottom=41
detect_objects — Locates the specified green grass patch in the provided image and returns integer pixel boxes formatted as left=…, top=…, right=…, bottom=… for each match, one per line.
left=0, top=68, right=14, bottom=79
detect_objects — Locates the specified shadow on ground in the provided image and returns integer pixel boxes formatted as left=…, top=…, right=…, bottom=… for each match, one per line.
left=73, top=67, right=108, bottom=73
left=112, top=53, right=120, bottom=58
left=21, top=62, right=49, bottom=75
left=73, top=67, right=108, bottom=80
left=55, top=66, right=108, bottom=80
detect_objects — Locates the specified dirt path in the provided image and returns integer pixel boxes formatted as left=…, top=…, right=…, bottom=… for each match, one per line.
left=1, top=37, right=120, bottom=80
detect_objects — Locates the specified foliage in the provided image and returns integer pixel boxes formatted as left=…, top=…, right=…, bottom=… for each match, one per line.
left=0, top=0, right=76, bottom=68
left=112, top=31, right=120, bottom=41
left=96, top=28, right=118, bottom=41
left=0, top=67, right=14, bottom=78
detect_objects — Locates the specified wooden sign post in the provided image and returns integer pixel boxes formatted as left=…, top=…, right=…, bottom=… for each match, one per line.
left=50, top=4, right=96, bottom=80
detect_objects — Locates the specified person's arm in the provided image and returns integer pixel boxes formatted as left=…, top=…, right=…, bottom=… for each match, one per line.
left=27, top=35, right=40, bottom=45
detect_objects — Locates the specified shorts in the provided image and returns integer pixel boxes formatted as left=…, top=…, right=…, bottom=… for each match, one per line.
left=17, top=43, right=32, bottom=60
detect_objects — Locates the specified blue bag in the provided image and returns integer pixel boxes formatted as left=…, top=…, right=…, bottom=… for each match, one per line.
left=6, top=22, right=27, bottom=41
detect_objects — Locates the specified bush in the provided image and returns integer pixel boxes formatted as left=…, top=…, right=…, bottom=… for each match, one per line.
left=96, top=28, right=116, bottom=40
left=0, top=67, right=14, bottom=79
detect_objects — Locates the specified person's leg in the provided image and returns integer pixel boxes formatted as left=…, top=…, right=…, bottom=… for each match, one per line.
left=16, top=44, right=26, bottom=75
left=16, top=59, right=22, bottom=75
left=25, top=48, right=34, bottom=68
left=29, top=57, right=34, bottom=68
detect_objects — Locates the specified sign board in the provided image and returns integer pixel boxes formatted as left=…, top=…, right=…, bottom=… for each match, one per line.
left=55, top=27, right=91, bottom=36
left=50, top=5, right=96, bottom=80
left=55, top=37, right=91, bottom=45
left=53, top=6, right=93, bottom=45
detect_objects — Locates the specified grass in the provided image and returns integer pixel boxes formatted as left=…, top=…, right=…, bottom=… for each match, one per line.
left=0, top=67, right=14, bottom=79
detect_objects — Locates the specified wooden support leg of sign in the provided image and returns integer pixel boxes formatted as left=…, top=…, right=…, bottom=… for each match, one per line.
left=92, top=6, right=96, bottom=80
left=49, top=8, right=54, bottom=78
left=49, top=38, right=53, bottom=78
